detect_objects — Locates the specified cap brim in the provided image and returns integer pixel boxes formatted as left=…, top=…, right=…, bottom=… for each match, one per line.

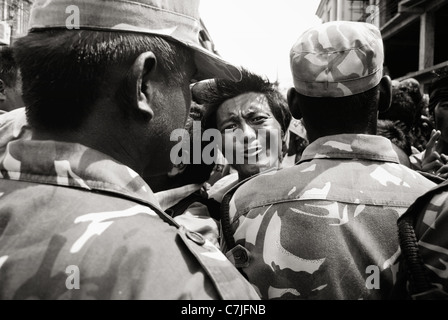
left=187, top=44, right=242, bottom=82
left=27, top=0, right=241, bottom=82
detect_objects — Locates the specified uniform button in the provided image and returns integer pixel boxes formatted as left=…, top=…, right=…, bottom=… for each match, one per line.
left=186, top=230, right=206, bottom=245
left=234, top=248, right=248, bottom=263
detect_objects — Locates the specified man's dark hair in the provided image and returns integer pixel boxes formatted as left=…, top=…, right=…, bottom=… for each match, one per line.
left=295, top=84, right=380, bottom=138
left=13, top=30, right=192, bottom=133
left=428, top=76, right=448, bottom=116
left=378, top=87, right=416, bottom=132
left=377, top=119, right=413, bottom=156
left=379, top=79, right=433, bottom=153
left=0, top=46, right=19, bottom=88
left=201, top=68, right=292, bottom=134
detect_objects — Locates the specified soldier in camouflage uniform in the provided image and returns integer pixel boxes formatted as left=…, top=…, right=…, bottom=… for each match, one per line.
left=0, top=0, right=260, bottom=300
left=219, top=21, right=436, bottom=300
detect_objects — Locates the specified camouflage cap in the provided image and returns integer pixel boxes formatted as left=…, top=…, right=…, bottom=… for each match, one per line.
left=290, top=21, right=384, bottom=97
left=27, top=0, right=241, bottom=82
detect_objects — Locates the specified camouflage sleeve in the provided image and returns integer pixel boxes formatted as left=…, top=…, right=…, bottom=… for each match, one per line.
left=415, top=192, right=448, bottom=295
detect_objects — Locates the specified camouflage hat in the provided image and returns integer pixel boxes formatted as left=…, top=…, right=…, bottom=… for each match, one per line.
left=290, top=21, right=384, bottom=97
left=28, top=0, right=241, bottom=82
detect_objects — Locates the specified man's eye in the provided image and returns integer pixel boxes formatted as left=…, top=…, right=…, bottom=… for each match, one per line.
left=252, top=116, right=267, bottom=123
left=223, top=124, right=237, bottom=131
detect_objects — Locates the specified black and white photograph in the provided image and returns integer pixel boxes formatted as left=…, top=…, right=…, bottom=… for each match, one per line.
left=0, top=0, right=447, bottom=314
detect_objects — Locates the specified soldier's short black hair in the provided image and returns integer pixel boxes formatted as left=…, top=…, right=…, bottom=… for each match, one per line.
left=294, top=83, right=381, bottom=139
left=14, top=30, right=192, bottom=133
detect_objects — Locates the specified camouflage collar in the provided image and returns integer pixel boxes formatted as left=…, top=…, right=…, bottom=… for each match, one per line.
left=0, top=139, right=160, bottom=208
left=155, top=183, right=203, bottom=211
left=299, top=134, right=401, bottom=164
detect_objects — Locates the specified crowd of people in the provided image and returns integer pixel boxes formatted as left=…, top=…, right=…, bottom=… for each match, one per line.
left=0, top=0, right=447, bottom=301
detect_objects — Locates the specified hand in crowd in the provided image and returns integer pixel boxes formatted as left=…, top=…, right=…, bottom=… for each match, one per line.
left=421, top=129, right=448, bottom=177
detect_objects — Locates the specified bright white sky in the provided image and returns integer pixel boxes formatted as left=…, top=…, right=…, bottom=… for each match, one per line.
left=199, top=0, right=322, bottom=93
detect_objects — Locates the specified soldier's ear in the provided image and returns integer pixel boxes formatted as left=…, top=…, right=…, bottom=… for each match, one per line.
left=128, top=51, right=157, bottom=120
left=378, top=75, right=392, bottom=114
left=287, top=87, right=302, bottom=119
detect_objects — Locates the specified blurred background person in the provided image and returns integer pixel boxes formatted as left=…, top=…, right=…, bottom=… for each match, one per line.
left=0, top=47, right=23, bottom=113
left=399, top=78, right=433, bottom=153
left=410, top=76, right=448, bottom=182
left=378, top=78, right=432, bottom=155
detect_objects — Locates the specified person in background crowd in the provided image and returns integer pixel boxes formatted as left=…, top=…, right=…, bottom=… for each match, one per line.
left=400, top=78, right=433, bottom=153
left=0, top=47, right=24, bottom=113
left=192, top=68, right=292, bottom=204
left=0, top=0, right=260, bottom=300
left=410, top=76, right=448, bottom=182
left=217, top=21, right=436, bottom=300
left=378, top=78, right=432, bottom=154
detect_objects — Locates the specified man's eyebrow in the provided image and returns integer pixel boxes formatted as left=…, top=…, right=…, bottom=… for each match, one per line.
left=217, top=114, right=241, bottom=127
left=244, top=108, right=270, bottom=117
left=242, top=110, right=258, bottom=118
left=220, top=114, right=240, bottom=123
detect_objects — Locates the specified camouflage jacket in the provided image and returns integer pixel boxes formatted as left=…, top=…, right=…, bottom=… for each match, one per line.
left=391, top=179, right=448, bottom=299
left=222, top=134, right=436, bottom=300
left=0, top=135, right=260, bottom=299
left=155, top=183, right=221, bottom=247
